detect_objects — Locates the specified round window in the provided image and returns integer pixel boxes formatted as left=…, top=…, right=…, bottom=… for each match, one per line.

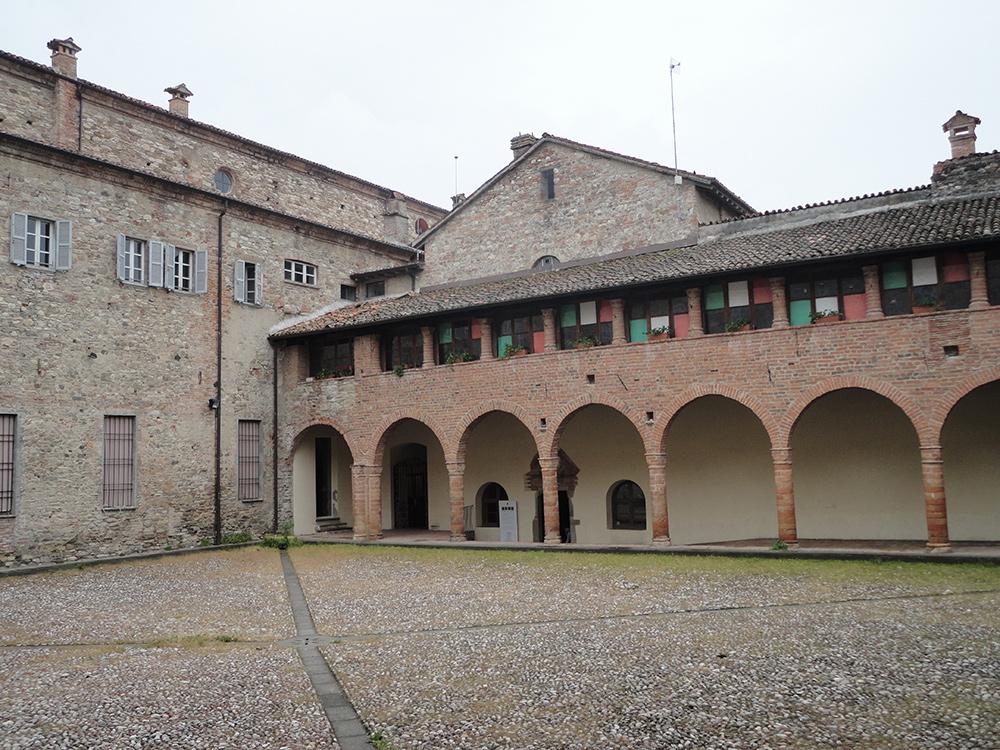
left=213, top=169, right=234, bottom=194
left=532, top=255, right=560, bottom=271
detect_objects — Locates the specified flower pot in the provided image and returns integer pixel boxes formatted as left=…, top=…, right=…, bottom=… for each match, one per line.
left=729, top=324, right=751, bottom=333
left=513, top=350, right=529, bottom=357
left=813, top=316, right=840, bottom=325
left=648, top=332, right=672, bottom=342
left=912, top=305, right=935, bottom=315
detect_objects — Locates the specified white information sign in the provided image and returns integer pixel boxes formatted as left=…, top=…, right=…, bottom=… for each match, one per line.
left=499, top=500, right=518, bottom=542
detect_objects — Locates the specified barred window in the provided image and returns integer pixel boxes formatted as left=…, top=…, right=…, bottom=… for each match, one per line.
left=0, top=415, right=14, bottom=515
left=102, top=416, right=136, bottom=509
left=238, top=420, right=261, bottom=501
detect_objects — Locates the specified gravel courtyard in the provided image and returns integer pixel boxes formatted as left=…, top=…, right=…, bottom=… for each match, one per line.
left=1, top=545, right=998, bottom=749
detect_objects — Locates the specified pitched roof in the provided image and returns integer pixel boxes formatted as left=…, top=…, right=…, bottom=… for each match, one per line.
left=413, top=133, right=754, bottom=246
left=272, top=190, right=1000, bottom=339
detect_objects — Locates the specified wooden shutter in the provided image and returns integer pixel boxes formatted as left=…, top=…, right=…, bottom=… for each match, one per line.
left=255, top=263, right=263, bottom=305
left=163, top=244, right=176, bottom=290
left=10, top=213, right=27, bottom=266
left=233, top=260, right=246, bottom=303
left=194, top=249, right=208, bottom=294
left=116, top=234, right=127, bottom=281
left=54, top=220, right=72, bottom=270
left=148, top=240, right=164, bottom=287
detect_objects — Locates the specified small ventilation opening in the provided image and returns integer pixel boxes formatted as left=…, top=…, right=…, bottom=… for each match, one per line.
left=539, top=417, right=547, bottom=430
left=645, top=411, right=654, bottom=423
left=586, top=374, right=596, bottom=384
left=943, top=345, right=960, bottom=358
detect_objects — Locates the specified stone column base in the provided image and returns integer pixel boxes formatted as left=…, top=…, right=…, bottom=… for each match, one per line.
left=927, top=543, right=952, bottom=553
left=543, top=534, right=562, bottom=545
left=652, top=536, right=672, bottom=545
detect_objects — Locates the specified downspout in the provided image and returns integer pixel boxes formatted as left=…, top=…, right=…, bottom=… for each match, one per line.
left=272, top=344, right=279, bottom=533
left=213, top=204, right=227, bottom=545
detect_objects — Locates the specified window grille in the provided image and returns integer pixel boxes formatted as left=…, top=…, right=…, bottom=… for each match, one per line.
left=238, top=420, right=261, bottom=501
left=0, top=415, right=14, bottom=514
left=102, top=416, right=136, bottom=509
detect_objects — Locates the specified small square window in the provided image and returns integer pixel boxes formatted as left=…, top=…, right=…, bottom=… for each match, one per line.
left=340, top=284, right=357, bottom=301
left=366, top=280, right=385, bottom=298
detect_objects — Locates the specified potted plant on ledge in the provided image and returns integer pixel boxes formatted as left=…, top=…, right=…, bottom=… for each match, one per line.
left=502, top=343, right=529, bottom=359
left=911, top=292, right=939, bottom=315
left=725, top=318, right=751, bottom=333
left=647, top=325, right=673, bottom=342
left=445, top=351, right=476, bottom=365
left=572, top=336, right=599, bottom=350
left=810, top=310, right=842, bottom=325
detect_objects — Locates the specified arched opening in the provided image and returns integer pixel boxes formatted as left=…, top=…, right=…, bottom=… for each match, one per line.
left=460, top=411, right=538, bottom=542
left=476, top=482, right=508, bottom=528
left=608, top=480, right=646, bottom=531
left=291, top=425, right=354, bottom=536
left=377, top=419, right=448, bottom=532
left=554, top=404, right=649, bottom=543
left=663, top=396, right=775, bottom=544
left=941, top=381, right=1000, bottom=541
left=791, top=389, right=924, bottom=540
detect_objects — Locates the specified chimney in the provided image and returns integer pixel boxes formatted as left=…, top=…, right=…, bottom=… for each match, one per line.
left=383, top=191, right=410, bottom=243
left=47, top=37, right=81, bottom=78
left=165, top=83, right=193, bottom=118
left=942, top=110, right=981, bottom=159
left=510, top=133, right=537, bottom=160
left=451, top=193, right=466, bottom=209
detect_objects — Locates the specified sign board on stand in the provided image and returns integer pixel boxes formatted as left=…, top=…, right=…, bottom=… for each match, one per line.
left=499, top=499, right=518, bottom=542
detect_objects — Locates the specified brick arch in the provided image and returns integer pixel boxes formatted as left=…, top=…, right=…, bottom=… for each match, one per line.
left=449, top=400, right=541, bottom=464
left=777, top=376, right=932, bottom=450
left=656, top=386, right=778, bottom=454
left=932, top=366, right=1000, bottom=443
left=288, top=419, right=359, bottom=464
left=544, top=395, right=653, bottom=459
left=365, top=410, right=450, bottom=467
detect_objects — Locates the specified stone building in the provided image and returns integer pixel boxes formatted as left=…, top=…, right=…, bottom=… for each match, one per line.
left=2, top=36, right=998, bottom=564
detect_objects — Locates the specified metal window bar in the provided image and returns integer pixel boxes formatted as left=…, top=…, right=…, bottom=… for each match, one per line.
left=0, top=415, right=14, bottom=514
left=238, top=420, right=261, bottom=501
left=102, top=416, right=135, bottom=509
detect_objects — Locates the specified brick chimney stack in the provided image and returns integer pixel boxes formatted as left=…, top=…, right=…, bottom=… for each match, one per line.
left=510, top=133, right=537, bottom=160
left=165, top=84, right=193, bottom=118
left=47, top=37, right=81, bottom=78
left=942, top=111, right=981, bottom=159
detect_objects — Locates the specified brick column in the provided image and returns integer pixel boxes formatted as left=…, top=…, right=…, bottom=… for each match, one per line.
left=921, top=445, right=951, bottom=551
left=645, top=452, right=670, bottom=544
left=769, top=277, right=789, bottom=329
left=686, top=287, right=704, bottom=337
left=610, top=298, right=628, bottom=345
left=447, top=461, right=466, bottom=542
left=542, top=308, right=558, bottom=352
left=350, top=464, right=369, bottom=541
left=477, top=318, right=494, bottom=360
left=862, top=265, right=885, bottom=319
left=968, top=251, right=989, bottom=310
left=539, top=456, right=561, bottom=544
left=353, top=334, right=381, bottom=376
left=771, top=448, right=799, bottom=547
left=366, top=464, right=383, bottom=539
left=420, top=326, right=435, bottom=368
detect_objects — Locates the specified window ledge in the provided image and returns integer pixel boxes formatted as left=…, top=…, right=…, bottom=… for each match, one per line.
left=102, top=506, right=137, bottom=512
left=283, top=279, right=319, bottom=290
left=240, top=499, right=264, bottom=504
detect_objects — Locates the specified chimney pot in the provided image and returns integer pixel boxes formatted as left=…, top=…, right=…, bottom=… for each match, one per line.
left=510, top=133, right=537, bottom=160
left=165, top=83, right=193, bottom=118
left=942, top=110, right=981, bottom=160
left=47, top=37, right=81, bottom=78
left=450, top=193, right=467, bottom=209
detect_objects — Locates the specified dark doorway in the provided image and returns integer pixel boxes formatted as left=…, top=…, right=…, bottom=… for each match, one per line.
left=535, top=491, right=571, bottom=542
left=315, top=437, right=332, bottom=518
left=392, top=446, right=428, bottom=529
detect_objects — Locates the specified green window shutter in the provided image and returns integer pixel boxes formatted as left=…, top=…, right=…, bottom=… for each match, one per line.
left=789, top=299, right=812, bottom=326
left=882, top=262, right=907, bottom=290
left=705, top=285, right=725, bottom=310
left=497, top=334, right=513, bottom=356
left=560, top=304, right=577, bottom=327
left=438, top=322, right=453, bottom=344
left=629, top=319, right=648, bottom=342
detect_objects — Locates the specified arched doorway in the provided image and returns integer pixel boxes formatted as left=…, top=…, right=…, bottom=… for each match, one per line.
left=392, top=444, right=428, bottom=529
left=791, top=389, right=924, bottom=540
left=376, top=419, right=448, bottom=532
left=941, top=381, right=1000, bottom=541
left=291, top=425, right=354, bottom=536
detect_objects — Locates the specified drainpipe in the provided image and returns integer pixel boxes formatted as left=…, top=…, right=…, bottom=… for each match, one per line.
left=213, top=205, right=227, bottom=545
left=272, top=344, right=279, bottom=533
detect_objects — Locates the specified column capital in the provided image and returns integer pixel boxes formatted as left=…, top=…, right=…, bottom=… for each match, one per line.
left=445, top=460, right=466, bottom=475
left=644, top=452, right=667, bottom=469
left=919, top=445, right=943, bottom=463
left=538, top=455, right=560, bottom=471
left=770, top=447, right=793, bottom=464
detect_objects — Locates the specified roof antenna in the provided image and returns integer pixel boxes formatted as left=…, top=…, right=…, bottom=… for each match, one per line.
left=669, top=58, right=682, bottom=185
left=454, top=155, right=459, bottom=198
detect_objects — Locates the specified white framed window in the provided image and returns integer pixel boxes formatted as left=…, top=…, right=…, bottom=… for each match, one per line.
left=234, top=260, right=262, bottom=305
left=10, top=213, right=71, bottom=270
left=284, top=259, right=317, bottom=287
left=102, top=415, right=136, bottom=510
left=122, top=237, right=146, bottom=285
left=237, top=419, right=261, bottom=501
left=175, top=248, right=194, bottom=292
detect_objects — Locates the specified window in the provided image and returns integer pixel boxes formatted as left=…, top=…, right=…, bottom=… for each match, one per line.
left=438, top=319, right=482, bottom=363
left=366, top=280, right=386, bottom=298
left=340, top=284, right=357, bottom=301
left=478, top=482, right=507, bottom=527
left=541, top=168, right=555, bottom=200
left=11, top=213, right=71, bottom=271
left=237, top=420, right=261, bottom=501
left=988, top=250, right=1000, bottom=306
left=702, top=279, right=774, bottom=333
left=234, top=261, right=262, bottom=305
left=609, top=480, right=646, bottom=530
left=384, top=329, right=423, bottom=370
left=559, top=300, right=613, bottom=349
left=0, top=415, right=14, bottom=515
left=284, top=259, right=317, bottom=287
left=308, top=335, right=354, bottom=378
left=788, top=271, right=865, bottom=325
left=628, top=293, right=690, bottom=341
left=214, top=169, right=234, bottom=194
left=174, top=248, right=194, bottom=292
left=25, top=216, right=53, bottom=268
left=532, top=255, right=560, bottom=271
left=102, top=416, right=136, bottom=510
left=496, top=312, right=545, bottom=356
left=881, top=254, right=971, bottom=316
left=123, top=237, right=146, bottom=285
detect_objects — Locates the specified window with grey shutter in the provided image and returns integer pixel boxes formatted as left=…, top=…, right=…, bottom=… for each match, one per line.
left=10, top=213, right=27, bottom=266
left=148, top=240, right=164, bottom=287
left=173, top=248, right=193, bottom=293
left=194, top=249, right=208, bottom=294
left=0, top=414, right=14, bottom=515
left=234, top=260, right=246, bottom=303
left=54, top=220, right=72, bottom=270
left=102, top=416, right=136, bottom=510
left=116, top=234, right=127, bottom=281
left=235, top=260, right=261, bottom=305
left=163, top=244, right=177, bottom=291
left=237, top=420, right=261, bottom=501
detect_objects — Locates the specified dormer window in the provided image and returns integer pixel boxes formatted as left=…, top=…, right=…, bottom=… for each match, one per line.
left=532, top=255, right=560, bottom=271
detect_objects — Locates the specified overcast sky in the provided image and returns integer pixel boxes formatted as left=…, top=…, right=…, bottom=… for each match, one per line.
left=6, top=1, right=999, bottom=212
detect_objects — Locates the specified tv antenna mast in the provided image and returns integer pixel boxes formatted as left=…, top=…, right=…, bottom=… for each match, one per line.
left=669, top=58, right=681, bottom=184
